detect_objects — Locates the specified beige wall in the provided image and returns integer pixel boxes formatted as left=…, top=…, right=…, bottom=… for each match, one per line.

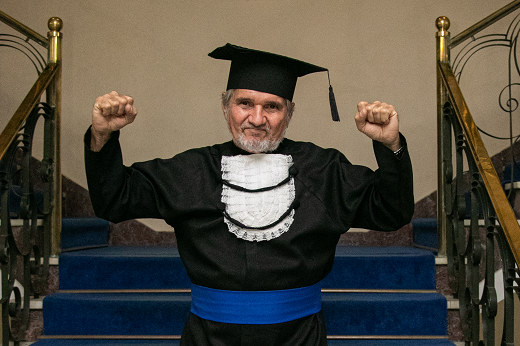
left=2, top=0, right=518, bottom=232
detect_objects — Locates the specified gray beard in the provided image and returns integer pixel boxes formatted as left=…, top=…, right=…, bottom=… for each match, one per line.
left=234, top=133, right=284, bottom=153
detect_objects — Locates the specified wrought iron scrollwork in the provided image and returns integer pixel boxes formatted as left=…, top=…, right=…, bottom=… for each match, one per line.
left=0, top=103, right=54, bottom=345
left=453, top=13, right=520, bottom=153
left=437, top=8, right=520, bottom=343
left=1, top=12, right=62, bottom=346
left=441, top=100, right=518, bottom=345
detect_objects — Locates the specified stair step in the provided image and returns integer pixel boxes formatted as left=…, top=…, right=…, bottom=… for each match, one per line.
left=61, top=218, right=110, bottom=251
left=59, top=246, right=436, bottom=290
left=48, top=219, right=452, bottom=343
left=42, top=292, right=447, bottom=336
left=411, top=218, right=438, bottom=250
left=322, top=246, right=436, bottom=290
left=43, top=293, right=191, bottom=335
left=31, top=339, right=457, bottom=346
left=59, top=247, right=191, bottom=290
left=322, top=293, right=447, bottom=336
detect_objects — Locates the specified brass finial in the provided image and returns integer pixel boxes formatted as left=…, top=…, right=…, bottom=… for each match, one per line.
left=436, top=16, right=450, bottom=32
left=48, top=17, right=63, bottom=32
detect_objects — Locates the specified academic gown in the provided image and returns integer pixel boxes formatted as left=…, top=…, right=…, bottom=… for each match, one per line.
left=84, top=128, right=414, bottom=346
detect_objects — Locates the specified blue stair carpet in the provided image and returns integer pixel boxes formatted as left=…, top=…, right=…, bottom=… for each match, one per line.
left=59, top=246, right=435, bottom=290
left=42, top=291, right=446, bottom=336
left=34, top=221, right=454, bottom=346
left=61, top=218, right=110, bottom=251
left=322, top=293, right=447, bottom=335
left=43, top=293, right=191, bottom=335
left=322, top=246, right=436, bottom=290
left=411, top=218, right=438, bottom=250
left=59, top=247, right=191, bottom=290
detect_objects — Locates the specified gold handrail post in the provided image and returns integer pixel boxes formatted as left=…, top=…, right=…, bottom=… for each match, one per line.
left=436, top=16, right=450, bottom=258
left=46, top=17, right=62, bottom=256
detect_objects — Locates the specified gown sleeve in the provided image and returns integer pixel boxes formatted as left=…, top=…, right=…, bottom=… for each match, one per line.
left=294, top=133, right=414, bottom=233
left=84, top=127, right=163, bottom=223
left=348, top=134, right=414, bottom=231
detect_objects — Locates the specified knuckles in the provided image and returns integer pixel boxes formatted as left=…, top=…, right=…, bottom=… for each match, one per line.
left=356, top=101, right=396, bottom=125
left=94, top=91, right=134, bottom=115
left=358, top=101, right=394, bottom=114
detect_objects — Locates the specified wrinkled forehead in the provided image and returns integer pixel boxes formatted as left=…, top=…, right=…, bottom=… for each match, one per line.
left=226, top=89, right=289, bottom=109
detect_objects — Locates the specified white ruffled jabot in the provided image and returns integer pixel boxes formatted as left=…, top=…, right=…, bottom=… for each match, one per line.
left=221, top=154, right=295, bottom=242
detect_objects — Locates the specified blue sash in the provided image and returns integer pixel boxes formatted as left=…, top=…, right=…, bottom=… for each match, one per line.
left=190, top=282, right=322, bottom=324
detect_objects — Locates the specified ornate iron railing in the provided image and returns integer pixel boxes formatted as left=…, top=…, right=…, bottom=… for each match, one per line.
left=436, top=1, right=520, bottom=344
left=0, top=11, right=62, bottom=346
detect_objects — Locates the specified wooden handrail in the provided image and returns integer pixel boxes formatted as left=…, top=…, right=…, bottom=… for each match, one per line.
left=438, top=61, right=520, bottom=266
left=0, top=62, right=59, bottom=162
left=0, top=10, right=48, bottom=48
left=450, top=0, right=520, bottom=48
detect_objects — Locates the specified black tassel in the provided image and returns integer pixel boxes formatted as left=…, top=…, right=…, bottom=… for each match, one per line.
left=327, top=71, right=340, bottom=122
left=329, top=85, right=340, bottom=122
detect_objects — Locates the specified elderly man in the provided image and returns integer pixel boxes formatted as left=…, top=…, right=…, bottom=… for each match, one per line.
left=85, top=43, right=414, bottom=346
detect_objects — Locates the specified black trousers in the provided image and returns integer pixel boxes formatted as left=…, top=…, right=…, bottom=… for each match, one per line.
left=180, top=311, right=328, bottom=346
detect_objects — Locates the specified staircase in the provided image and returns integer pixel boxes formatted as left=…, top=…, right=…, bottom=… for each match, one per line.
left=29, top=219, right=456, bottom=345
left=412, top=156, right=520, bottom=251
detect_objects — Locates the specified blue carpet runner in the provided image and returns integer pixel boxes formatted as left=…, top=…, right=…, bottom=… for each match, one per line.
left=324, top=246, right=436, bottom=290
left=43, top=291, right=447, bottom=336
left=58, top=246, right=435, bottom=290
left=411, top=218, right=438, bottom=250
left=33, top=219, right=455, bottom=345
left=59, top=247, right=191, bottom=290
left=61, top=218, right=110, bottom=251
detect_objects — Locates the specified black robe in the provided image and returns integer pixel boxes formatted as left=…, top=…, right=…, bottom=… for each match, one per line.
left=84, top=129, right=414, bottom=345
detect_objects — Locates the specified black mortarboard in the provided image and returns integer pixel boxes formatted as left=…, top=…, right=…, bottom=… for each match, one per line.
left=208, top=43, right=340, bottom=121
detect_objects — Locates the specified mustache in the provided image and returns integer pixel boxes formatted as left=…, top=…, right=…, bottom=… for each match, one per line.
left=241, top=122, right=270, bottom=131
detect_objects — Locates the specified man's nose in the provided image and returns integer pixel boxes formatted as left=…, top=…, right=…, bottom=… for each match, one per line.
left=248, top=105, right=266, bottom=126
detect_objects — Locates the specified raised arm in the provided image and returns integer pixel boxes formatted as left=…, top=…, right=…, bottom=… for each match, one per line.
left=85, top=91, right=161, bottom=222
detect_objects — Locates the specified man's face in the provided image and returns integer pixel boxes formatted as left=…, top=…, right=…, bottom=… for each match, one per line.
left=222, top=89, right=293, bottom=153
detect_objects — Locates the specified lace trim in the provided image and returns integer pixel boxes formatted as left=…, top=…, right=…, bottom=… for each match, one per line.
left=221, top=154, right=295, bottom=242
left=224, top=210, right=295, bottom=242
left=221, top=178, right=295, bottom=227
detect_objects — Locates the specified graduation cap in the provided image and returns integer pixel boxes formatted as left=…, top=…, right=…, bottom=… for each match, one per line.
left=208, top=43, right=340, bottom=122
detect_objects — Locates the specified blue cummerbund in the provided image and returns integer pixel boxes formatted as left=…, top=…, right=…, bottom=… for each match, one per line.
left=190, top=282, right=322, bottom=324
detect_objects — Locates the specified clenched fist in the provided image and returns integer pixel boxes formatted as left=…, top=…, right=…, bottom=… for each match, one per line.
left=355, top=101, right=400, bottom=152
left=91, top=91, right=138, bottom=151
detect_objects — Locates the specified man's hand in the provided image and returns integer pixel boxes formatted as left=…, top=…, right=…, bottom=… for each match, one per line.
left=91, top=91, right=137, bottom=152
left=355, top=101, right=400, bottom=152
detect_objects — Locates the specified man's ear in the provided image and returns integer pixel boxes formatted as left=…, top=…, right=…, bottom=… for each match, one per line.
left=221, top=92, right=227, bottom=119
left=287, top=102, right=295, bottom=121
